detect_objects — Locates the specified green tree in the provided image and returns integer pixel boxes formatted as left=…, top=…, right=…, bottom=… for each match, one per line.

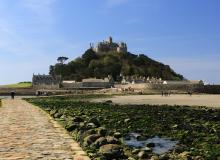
left=57, top=56, right=69, bottom=64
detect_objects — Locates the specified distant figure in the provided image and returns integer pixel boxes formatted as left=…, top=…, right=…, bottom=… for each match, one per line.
left=36, top=91, right=40, bottom=96
left=169, top=91, right=171, bottom=96
left=161, top=91, right=164, bottom=96
left=188, top=91, right=192, bottom=96
left=11, top=91, right=15, bottom=99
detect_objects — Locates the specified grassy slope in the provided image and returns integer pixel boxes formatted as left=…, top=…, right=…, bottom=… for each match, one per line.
left=0, top=82, right=32, bottom=88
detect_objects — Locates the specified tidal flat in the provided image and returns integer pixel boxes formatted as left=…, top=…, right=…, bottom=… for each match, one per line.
left=25, top=95, right=220, bottom=160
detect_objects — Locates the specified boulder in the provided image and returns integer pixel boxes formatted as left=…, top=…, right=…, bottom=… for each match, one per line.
left=83, top=129, right=97, bottom=137
left=87, top=123, right=97, bottom=129
left=84, top=134, right=101, bottom=147
left=73, top=116, right=84, bottom=123
left=54, top=112, right=63, bottom=118
left=107, top=136, right=120, bottom=144
left=88, top=117, right=101, bottom=127
left=113, top=132, right=122, bottom=139
left=45, top=108, right=51, bottom=112
left=65, top=123, right=78, bottom=132
left=132, top=149, right=140, bottom=154
left=151, top=155, right=159, bottom=160
left=142, top=147, right=152, bottom=152
left=96, top=127, right=107, bottom=136
left=128, top=157, right=136, bottom=160
left=94, top=137, right=108, bottom=148
left=49, top=109, right=57, bottom=116
left=138, top=151, right=148, bottom=159
left=159, top=154, right=170, bottom=160
left=99, top=144, right=124, bottom=159
left=194, top=156, right=203, bottom=160
left=60, top=114, right=67, bottom=121
left=179, top=151, right=192, bottom=160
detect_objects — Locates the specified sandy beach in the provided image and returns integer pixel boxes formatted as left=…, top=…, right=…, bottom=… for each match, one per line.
left=92, top=94, right=220, bottom=108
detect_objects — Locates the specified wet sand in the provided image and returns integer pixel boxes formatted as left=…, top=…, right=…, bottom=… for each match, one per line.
left=92, top=94, right=220, bottom=108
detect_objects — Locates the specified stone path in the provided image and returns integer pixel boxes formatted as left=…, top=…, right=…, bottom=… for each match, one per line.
left=0, top=99, right=90, bottom=160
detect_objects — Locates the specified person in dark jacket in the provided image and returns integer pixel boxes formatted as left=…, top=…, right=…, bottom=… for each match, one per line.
left=11, top=91, right=15, bottom=99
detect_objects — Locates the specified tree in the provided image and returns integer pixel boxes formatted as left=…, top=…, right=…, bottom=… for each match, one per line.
left=82, top=49, right=97, bottom=65
left=57, top=56, right=69, bottom=64
left=49, top=65, right=55, bottom=76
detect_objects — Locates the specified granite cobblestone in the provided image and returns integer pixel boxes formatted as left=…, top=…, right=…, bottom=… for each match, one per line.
left=0, top=99, right=90, bottom=160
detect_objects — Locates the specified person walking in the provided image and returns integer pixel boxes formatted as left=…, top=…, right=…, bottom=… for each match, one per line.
left=11, top=91, right=15, bottom=99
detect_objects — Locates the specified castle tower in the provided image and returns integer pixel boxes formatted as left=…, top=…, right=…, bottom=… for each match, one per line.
left=108, top=36, right=113, bottom=44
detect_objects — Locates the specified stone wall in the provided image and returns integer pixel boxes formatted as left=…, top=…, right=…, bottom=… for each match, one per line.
left=62, top=81, right=112, bottom=89
left=82, top=82, right=111, bottom=88
left=194, top=85, right=220, bottom=94
left=33, top=84, right=60, bottom=90
left=0, top=87, right=36, bottom=95
left=115, top=83, right=148, bottom=90
left=62, top=82, right=83, bottom=89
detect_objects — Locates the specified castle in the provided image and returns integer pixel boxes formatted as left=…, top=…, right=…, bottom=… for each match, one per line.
left=92, top=36, right=127, bottom=53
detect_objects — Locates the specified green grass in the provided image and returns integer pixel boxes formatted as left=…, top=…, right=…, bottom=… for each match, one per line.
left=25, top=95, right=220, bottom=160
left=0, top=82, right=32, bottom=88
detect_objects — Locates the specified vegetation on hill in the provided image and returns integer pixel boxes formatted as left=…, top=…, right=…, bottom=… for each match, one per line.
left=0, top=82, right=32, bottom=88
left=49, top=49, right=183, bottom=81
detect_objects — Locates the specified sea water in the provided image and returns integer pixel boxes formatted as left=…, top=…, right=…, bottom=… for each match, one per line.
left=123, top=133, right=178, bottom=154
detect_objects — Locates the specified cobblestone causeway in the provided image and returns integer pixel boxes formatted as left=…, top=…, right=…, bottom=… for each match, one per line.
left=0, top=99, right=90, bottom=160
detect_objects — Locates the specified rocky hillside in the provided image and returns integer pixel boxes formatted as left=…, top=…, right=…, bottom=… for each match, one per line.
left=50, top=49, right=183, bottom=81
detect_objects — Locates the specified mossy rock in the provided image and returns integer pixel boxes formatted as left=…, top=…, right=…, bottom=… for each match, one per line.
left=99, top=144, right=124, bottom=159
left=73, top=116, right=84, bottom=122
left=93, top=137, right=108, bottom=148
left=96, top=127, right=107, bottom=136
left=84, top=134, right=101, bottom=147
left=107, top=136, right=120, bottom=144
left=65, top=122, right=79, bottom=132
left=54, top=112, right=63, bottom=118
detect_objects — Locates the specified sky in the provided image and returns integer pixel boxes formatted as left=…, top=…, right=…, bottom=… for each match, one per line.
left=0, top=0, right=220, bottom=84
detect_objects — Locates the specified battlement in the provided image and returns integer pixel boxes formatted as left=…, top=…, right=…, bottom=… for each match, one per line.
left=92, top=36, right=127, bottom=53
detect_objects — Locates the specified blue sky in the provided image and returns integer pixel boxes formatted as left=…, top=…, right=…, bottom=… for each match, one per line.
left=0, top=0, right=220, bottom=84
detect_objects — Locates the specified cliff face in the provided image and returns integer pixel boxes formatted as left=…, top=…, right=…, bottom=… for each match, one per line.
left=50, top=49, right=184, bottom=81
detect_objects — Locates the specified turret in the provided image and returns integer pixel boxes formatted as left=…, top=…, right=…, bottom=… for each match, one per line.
left=108, top=36, right=113, bottom=44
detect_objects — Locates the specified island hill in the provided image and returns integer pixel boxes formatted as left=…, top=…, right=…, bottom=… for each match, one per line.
left=50, top=36, right=183, bottom=82
left=31, top=37, right=208, bottom=93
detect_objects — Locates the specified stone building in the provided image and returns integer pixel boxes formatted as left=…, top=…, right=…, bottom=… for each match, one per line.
left=92, top=36, right=127, bottom=53
left=32, top=74, right=61, bottom=89
left=62, top=77, right=114, bottom=89
left=82, top=77, right=113, bottom=88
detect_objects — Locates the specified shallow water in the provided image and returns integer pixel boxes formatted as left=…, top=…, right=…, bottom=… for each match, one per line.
left=123, top=133, right=178, bottom=154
